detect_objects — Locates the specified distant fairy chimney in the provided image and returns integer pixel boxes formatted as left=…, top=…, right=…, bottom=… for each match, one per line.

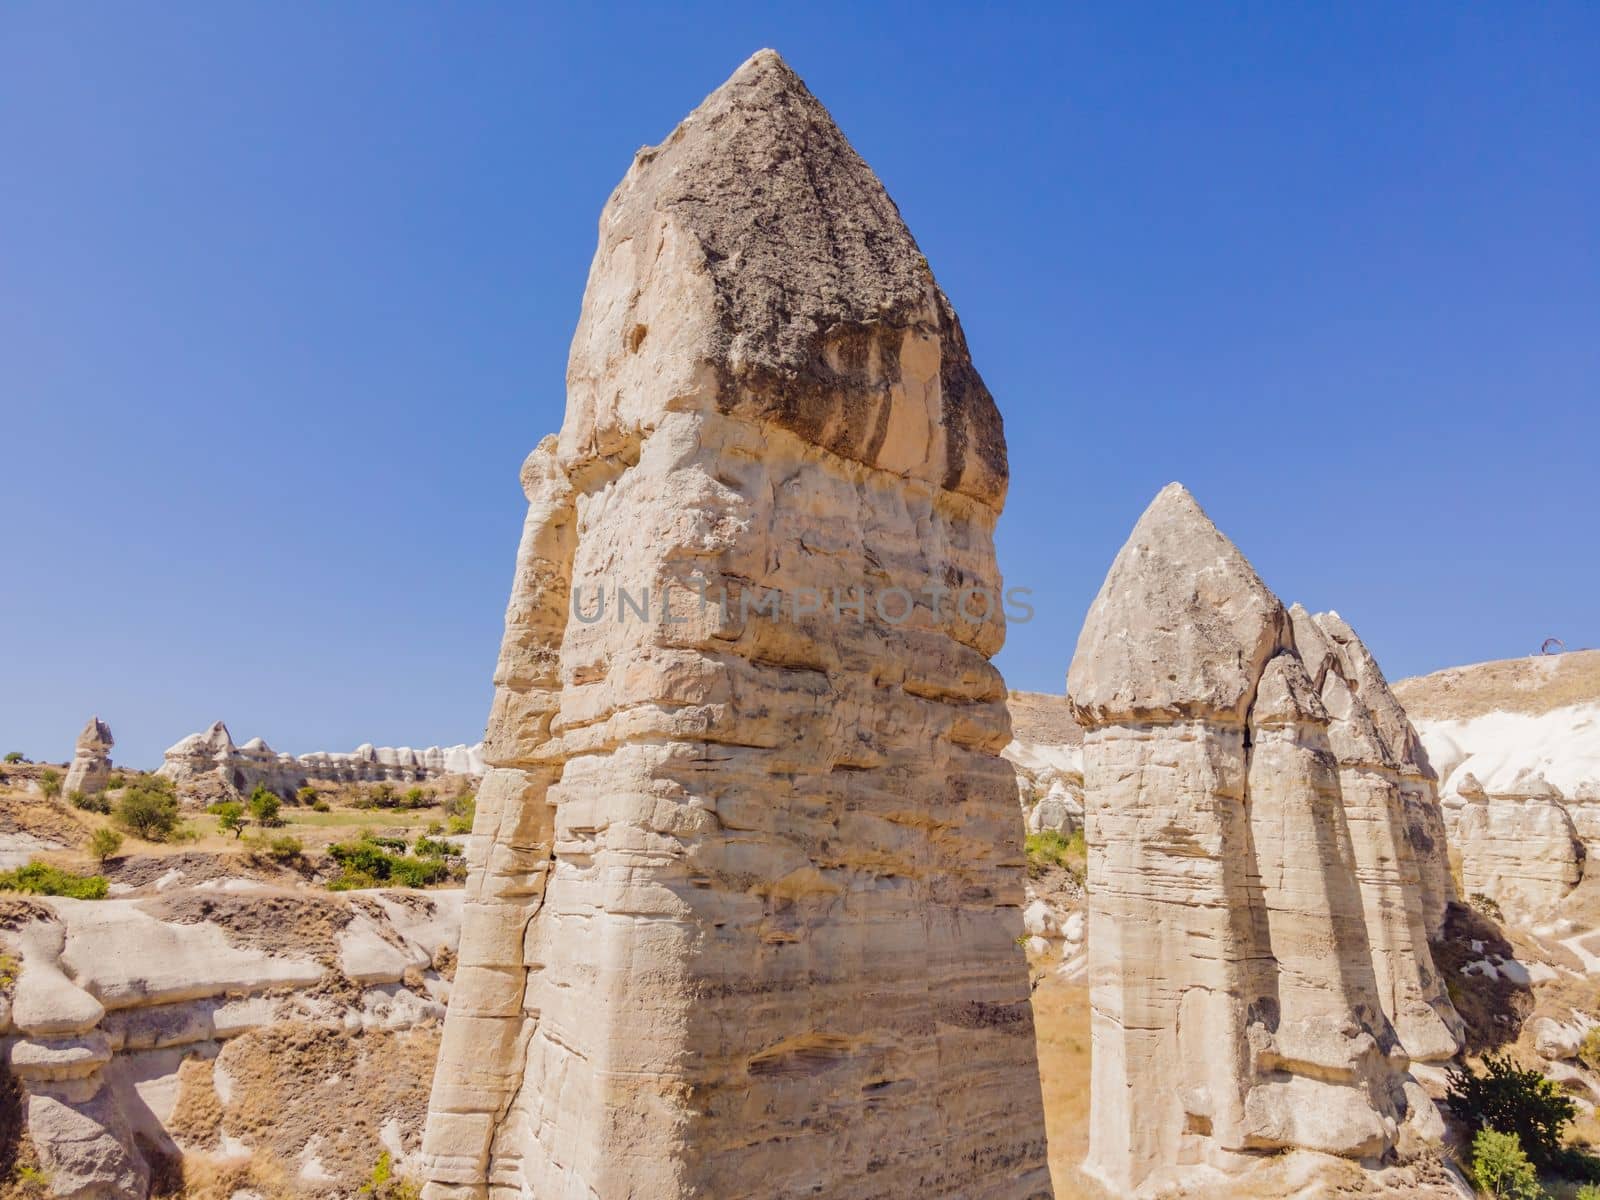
left=62, top=716, right=113, bottom=798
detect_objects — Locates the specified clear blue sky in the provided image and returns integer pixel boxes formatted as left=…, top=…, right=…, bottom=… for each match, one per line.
left=4, top=4, right=1596, bottom=768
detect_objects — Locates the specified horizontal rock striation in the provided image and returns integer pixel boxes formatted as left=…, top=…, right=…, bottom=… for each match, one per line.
left=0, top=887, right=461, bottom=1197
left=421, top=49, right=1050, bottom=1200
left=1068, top=483, right=1460, bottom=1196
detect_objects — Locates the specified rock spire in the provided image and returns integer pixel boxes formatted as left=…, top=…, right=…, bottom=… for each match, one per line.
left=420, top=49, right=1050, bottom=1199
left=1069, top=484, right=1460, bottom=1196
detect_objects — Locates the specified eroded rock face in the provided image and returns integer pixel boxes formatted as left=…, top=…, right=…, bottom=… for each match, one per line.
left=157, top=720, right=483, bottom=801
left=62, top=717, right=114, bottom=800
left=422, top=48, right=1049, bottom=1200
left=1457, top=769, right=1583, bottom=919
left=0, top=888, right=460, bottom=1197
left=1068, top=484, right=1459, bottom=1197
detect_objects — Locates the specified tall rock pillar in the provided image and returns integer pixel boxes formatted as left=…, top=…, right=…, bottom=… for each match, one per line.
left=1069, top=484, right=1457, bottom=1196
left=62, top=717, right=113, bottom=799
left=422, top=50, right=1051, bottom=1200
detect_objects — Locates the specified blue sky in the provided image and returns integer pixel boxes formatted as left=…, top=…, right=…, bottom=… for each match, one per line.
left=4, top=3, right=1596, bottom=768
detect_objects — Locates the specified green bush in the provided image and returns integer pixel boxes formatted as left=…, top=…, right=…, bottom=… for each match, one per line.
left=267, top=834, right=303, bottom=860
left=39, top=768, right=62, bottom=801
left=1576, top=1182, right=1600, bottom=1199
left=0, top=862, right=109, bottom=900
left=1448, top=1053, right=1576, bottom=1171
left=311, top=798, right=331, bottom=812
left=1578, top=1029, right=1600, bottom=1074
left=360, top=1150, right=421, bottom=1200
left=115, top=777, right=181, bottom=841
left=401, top=787, right=428, bottom=809
left=89, top=827, right=123, bottom=864
left=71, top=789, right=111, bottom=815
left=247, top=785, right=283, bottom=827
left=297, top=786, right=319, bottom=807
left=444, top=793, right=475, bottom=836
left=1024, top=829, right=1085, bottom=881
left=1470, top=1127, right=1543, bottom=1199
left=413, top=837, right=462, bottom=859
left=326, top=838, right=448, bottom=891
left=105, top=772, right=126, bottom=790
left=3, top=751, right=24, bottom=764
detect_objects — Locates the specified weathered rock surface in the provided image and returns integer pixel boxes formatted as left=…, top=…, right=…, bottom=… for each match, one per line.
left=422, top=49, right=1049, bottom=1200
left=0, top=887, right=461, bottom=1197
left=62, top=716, right=114, bottom=799
left=1068, top=484, right=1459, bottom=1197
left=1005, top=691, right=1084, bottom=835
left=1456, top=768, right=1583, bottom=918
left=157, top=720, right=484, bottom=800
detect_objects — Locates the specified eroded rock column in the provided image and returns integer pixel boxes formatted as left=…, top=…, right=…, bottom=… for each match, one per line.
left=1070, top=484, right=1458, bottom=1196
left=423, top=49, right=1050, bottom=1200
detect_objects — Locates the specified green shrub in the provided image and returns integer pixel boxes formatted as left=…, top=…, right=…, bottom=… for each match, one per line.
left=71, top=789, right=111, bottom=815
left=1579, top=1029, right=1600, bottom=1074
left=311, top=798, right=331, bottom=812
left=413, top=836, right=462, bottom=859
left=89, top=827, right=123, bottom=864
left=267, top=834, right=304, bottom=860
left=0, top=952, right=18, bottom=991
left=371, top=782, right=397, bottom=808
left=3, top=751, right=23, bottom=764
left=1024, top=829, right=1086, bottom=881
left=444, top=793, right=475, bottom=836
left=115, top=777, right=181, bottom=841
left=360, top=1150, right=421, bottom=1200
left=401, top=787, right=428, bottom=809
left=0, top=862, right=108, bottom=900
left=105, top=772, right=126, bottom=790
left=247, top=785, right=283, bottom=827
left=1448, top=1053, right=1576, bottom=1170
left=297, top=786, right=319, bottom=807
left=369, top=836, right=408, bottom=853
left=1470, top=1127, right=1544, bottom=1199
left=1576, top=1182, right=1600, bottom=1199
left=326, top=838, right=448, bottom=890
left=39, top=768, right=62, bottom=801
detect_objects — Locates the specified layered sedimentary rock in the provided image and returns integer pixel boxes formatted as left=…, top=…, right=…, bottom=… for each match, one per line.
left=0, top=887, right=460, bottom=1197
left=1457, top=768, right=1583, bottom=918
left=1068, top=484, right=1459, bottom=1197
left=62, top=716, right=114, bottom=798
left=422, top=49, right=1049, bottom=1200
left=157, top=721, right=484, bottom=800
left=1005, top=691, right=1085, bottom=835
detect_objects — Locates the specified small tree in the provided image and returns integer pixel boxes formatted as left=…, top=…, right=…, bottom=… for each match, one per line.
left=3, top=751, right=23, bottom=764
left=1471, top=1128, right=1543, bottom=1199
left=40, top=768, right=62, bottom=801
left=297, top=785, right=319, bottom=807
left=213, top=801, right=246, bottom=839
left=89, top=827, right=123, bottom=864
left=1449, top=1053, right=1576, bottom=1170
left=247, top=785, right=282, bottom=827
left=115, top=777, right=181, bottom=841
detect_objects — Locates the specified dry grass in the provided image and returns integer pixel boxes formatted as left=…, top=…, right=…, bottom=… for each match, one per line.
left=1394, top=648, right=1600, bottom=721
left=1007, top=691, right=1084, bottom=746
left=1031, top=976, right=1110, bottom=1199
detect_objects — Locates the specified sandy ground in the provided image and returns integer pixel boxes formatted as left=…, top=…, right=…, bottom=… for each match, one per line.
left=1394, top=648, right=1600, bottom=721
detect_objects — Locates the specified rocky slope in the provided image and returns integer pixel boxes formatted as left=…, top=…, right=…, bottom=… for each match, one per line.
left=1397, top=650, right=1600, bottom=918
left=0, top=880, right=460, bottom=1197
